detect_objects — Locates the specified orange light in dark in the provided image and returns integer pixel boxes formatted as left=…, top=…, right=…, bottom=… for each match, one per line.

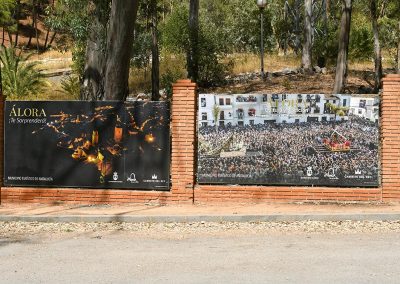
left=145, top=134, right=155, bottom=143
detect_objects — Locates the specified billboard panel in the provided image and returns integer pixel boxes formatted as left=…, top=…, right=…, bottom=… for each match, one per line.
left=197, top=93, right=379, bottom=187
left=4, top=101, right=170, bottom=190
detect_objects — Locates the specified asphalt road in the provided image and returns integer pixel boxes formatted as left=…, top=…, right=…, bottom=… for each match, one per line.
left=1, top=229, right=400, bottom=284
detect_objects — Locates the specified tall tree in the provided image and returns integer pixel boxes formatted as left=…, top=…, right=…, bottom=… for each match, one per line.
left=0, top=0, right=16, bottom=46
left=80, top=0, right=109, bottom=101
left=370, top=0, right=382, bottom=92
left=302, top=0, right=313, bottom=72
left=321, top=0, right=330, bottom=66
left=187, top=0, right=199, bottom=82
left=104, top=0, right=139, bottom=100
left=333, top=0, right=352, bottom=94
left=13, top=0, right=21, bottom=47
left=150, top=0, right=160, bottom=101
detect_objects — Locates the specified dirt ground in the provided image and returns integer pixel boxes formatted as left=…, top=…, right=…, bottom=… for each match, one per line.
left=206, top=69, right=379, bottom=95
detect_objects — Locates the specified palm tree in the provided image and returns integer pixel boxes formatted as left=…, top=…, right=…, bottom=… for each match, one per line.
left=212, top=104, right=220, bottom=132
left=0, top=46, right=47, bottom=99
left=58, top=75, right=80, bottom=100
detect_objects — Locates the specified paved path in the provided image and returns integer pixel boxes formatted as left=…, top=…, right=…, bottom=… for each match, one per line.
left=1, top=203, right=400, bottom=223
left=1, top=230, right=399, bottom=283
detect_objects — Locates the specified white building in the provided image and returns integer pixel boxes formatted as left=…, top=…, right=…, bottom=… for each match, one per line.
left=198, top=93, right=352, bottom=127
left=348, top=94, right=379, bottom=123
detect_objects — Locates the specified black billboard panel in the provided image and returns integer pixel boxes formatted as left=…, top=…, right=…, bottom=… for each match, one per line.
left=197, top=93, right=380, bottom=187
left=4, top=101, right=170, bottom=190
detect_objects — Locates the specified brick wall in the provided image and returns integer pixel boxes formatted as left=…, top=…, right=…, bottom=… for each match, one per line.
left=0, top=80, right=196, bottom=204
left=194, top=75, right=400, bottom=204
left=381, top=74, right=400, bottom=201
left=1, top=76, right=399, bottom=205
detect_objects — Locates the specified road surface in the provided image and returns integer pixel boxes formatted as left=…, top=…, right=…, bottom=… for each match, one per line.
left=0, top=222, right=399, bottom=283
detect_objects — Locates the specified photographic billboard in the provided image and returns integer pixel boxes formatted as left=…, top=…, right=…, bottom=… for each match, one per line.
left=4, top=101, right=170, bottom=190
left=197, top=93, right=379, bottom=187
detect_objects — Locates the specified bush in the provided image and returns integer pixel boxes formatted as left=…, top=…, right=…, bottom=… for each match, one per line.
left=160, top=68, right=183, bottom=100
left=349, top=15, right=374, bottom=61
left=0, top=47, right=48, bottom=99
left=161, top=4, right=231, bottom=87
left=58, top=75, right=81, bottom=100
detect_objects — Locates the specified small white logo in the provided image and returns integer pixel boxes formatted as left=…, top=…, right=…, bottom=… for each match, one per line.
left=127, top=173, right=138, bottom=183
left=152, top=174, right=158, bottom=180
left=355, top=169, right=362, bottom=175
left=324, top=167, right=337, bottom=179
left=113, top=172, right=119, bottom=181
left=306, top=167, right=313, bottom=177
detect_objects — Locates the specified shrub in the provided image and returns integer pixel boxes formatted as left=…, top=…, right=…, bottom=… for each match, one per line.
left=0, top=47, right=48, bottom=99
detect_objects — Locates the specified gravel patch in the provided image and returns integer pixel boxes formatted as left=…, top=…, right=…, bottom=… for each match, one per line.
left=2, top=220, right=400, bottom=239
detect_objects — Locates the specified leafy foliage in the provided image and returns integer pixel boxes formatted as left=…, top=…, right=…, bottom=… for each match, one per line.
left=0, top=0, right=16, bottom=31
left=58, top=75, right=81, bottom=99
left=162, top=3, right=232, bottom=86
left=349, top=14, right=374, bottom=61
left=0, top=46, right=48, bottom=99
left=45, top=0, right=110, bottom=76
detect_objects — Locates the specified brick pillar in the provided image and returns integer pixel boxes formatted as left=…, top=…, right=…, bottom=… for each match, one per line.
left=170, top=79, right=197, bottom=202
left=0, top=95, right=3, bottom=188
left=381, top=74, right=400, bottom=201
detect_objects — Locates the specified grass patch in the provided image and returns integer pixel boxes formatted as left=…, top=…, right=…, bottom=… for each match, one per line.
left=129, top=52, right=186, bottom=94
left=229, top=53, right=301, bottom=74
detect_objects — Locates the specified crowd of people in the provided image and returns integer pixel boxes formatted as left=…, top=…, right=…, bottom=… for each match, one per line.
left=198, top=116, right=379, bottom=185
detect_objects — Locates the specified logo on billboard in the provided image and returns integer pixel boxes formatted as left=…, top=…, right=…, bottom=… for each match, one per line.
left=324, top=167, right=338, bottom=179
left=109, top=171, right=122, bottom=183
left=127, top=173, right=138, bottom=183
left=355, top=169, right=362, bottom=175
left=113, top=172, right=119, bottom=181
left=306, top=167, right=313, bottom=177
left=152, top=174, right=158, bottom=180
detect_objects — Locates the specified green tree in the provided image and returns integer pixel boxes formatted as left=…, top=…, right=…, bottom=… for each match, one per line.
left=59, top=75, right=80, bottom=100
left=46, top=0, right=92, bottom=76
left=212, top=104, right=220, bottom=132
left=162, top=3, right=231, bottom=87
left=0, top=46, right=47, bottom=98
left=0, top=0, right=17, bottom=46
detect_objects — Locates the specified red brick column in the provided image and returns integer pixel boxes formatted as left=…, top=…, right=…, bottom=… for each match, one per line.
left=381, top=74, right=400, bottom=201
left=170, top=79, right=197, bottom=201
left=0, top=80, right=197, bottom=204
left=0, top=95, right=3, bottom=188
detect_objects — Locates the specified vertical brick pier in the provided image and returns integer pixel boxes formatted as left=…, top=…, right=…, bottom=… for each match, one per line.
left=381, top=74, right=400, bottom=201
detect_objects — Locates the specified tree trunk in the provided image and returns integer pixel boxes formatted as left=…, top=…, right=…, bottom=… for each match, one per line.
left=34, top=3, right=40, bottom=53
left=321, top=0, right=329, bottom=67
left=7, top=32, right=13, bottom=46
left=370, top=0, right=382, bottom=92
left=187, top=0, right=199, bottom=82
left=49, top=31, right=57, bottom=46
left=44, top=29, right=50, bottom=49
left=302, top=0, right=313, bottom=72
left=80, top=1, right=108, bottom=101
left=26, top=2, right=35, bottom=48
left=104, top=0, right=139, bottom=101
left=284, top=2, right=288, bottom=56
left=44, top=0, right=55, bottom=49
left=14, top=0, right=21, bottom=48
left=151, top=0, right=160, bottom=101
left=294, top=0, right=301, bottom=54
left=333, top=0, right=352, bottom=94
